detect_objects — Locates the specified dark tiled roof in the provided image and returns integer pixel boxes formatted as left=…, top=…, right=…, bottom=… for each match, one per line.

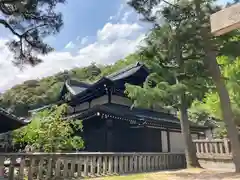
left=0, top=108, right=22, bottom=123
left=103, top=103, right=180, bottom=123
left=0, top=108, right=27, bottom=133
left=63, top=62, right=148, bottom=96
left=67, top=103, right=180, bottom=125
left=65, top=79, right=91, bottom=95
left=66, top=103, right=208, bottom=129
left=107, top=62, right=146, bottom=81
left=28, top=104, right=53, bottom=113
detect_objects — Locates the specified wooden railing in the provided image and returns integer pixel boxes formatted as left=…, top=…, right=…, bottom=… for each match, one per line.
left=193, top=139, right=232, bottom=160
left=0, top=152, right=185, bottom=180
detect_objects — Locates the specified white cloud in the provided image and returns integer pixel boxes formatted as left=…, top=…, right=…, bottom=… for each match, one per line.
left=121, top=11, right=134, bottom=22
left=64, top=41, right=75, bottom=49
left=109, top=4, right=125, bottom=21
left=80, top=36, right=88, bottom=45
left=0, top=22, right=146, bottom=92
left=97, top=23, right=142, bottom=42
left=108, top=16, right=114, bottom=21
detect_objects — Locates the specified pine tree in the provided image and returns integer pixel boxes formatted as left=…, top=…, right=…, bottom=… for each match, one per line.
left=0, top=0, right=65, bottom=66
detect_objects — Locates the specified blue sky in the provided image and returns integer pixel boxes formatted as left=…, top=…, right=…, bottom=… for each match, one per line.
left=0, top=0, right=233, bottom=91
left=51, top=0, right=122, bottom=50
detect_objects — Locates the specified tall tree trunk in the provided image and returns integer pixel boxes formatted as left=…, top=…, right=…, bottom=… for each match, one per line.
left=179, top=93, right=201, bottom=168
left=204, top=50, right=240, bottom=172
left=175, top=27, right=200, bottom=168
left=194, top=0, right=240, bottom=172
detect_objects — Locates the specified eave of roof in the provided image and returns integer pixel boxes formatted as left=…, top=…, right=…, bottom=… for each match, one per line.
left=65, top=79, right=91, bottom=95
left=0, top=108, right=27, bottom=133
left=66, top=103, right=209, bottom=129
left=106, top=62, right=148, bottom=81
left=63, top=62, right=149, bottom=99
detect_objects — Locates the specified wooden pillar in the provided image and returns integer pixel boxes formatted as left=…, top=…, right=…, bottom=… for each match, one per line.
left=107, top=87, right=112, bottom=103
left=167, top=129, right=171, bottom=152
left=0, top=156, right=5, bottom=179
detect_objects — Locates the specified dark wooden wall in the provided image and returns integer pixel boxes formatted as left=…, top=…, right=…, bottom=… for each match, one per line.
left=80, top=117, right=162, bottom=152
left=81, top=117, right=106, bottom=151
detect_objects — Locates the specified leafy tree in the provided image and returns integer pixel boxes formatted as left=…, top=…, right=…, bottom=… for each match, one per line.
left=192, top=0, right=240, bottom=171
left=0, top=0, right=65, bottom=66
left=128, top=0, right=240, bottom=170
left=12, top=104, right=84, bottom=152
left=190, top=56, right=240, bottom=137
left=87, top=62, right=101, bottom=79
left=126, top=22, right=210, bottom=168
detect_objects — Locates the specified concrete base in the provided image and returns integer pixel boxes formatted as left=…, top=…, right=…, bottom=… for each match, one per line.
left=199, top=159, right=235, bottom=172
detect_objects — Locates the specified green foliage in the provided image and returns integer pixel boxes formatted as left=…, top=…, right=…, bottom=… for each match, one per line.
left=125, top=23, right=210, bottom=112
left=125, top=79, right=186, bottom=111
left=127, top=0, right=240, bottom=143
left=190, top=56, right=240, bottom=126
left=12, top=104, right=84, bottom=152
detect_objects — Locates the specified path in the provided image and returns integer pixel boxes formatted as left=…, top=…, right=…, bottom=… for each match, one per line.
left=90, top=168, right=240, bottom=180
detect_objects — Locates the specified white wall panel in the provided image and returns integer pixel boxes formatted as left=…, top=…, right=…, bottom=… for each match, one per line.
left=161, top=131, right=168, bottom=152
left=170, top=132, right=185, bottom=153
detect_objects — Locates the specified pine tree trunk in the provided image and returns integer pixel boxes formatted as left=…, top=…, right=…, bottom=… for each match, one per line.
left=194, top=0, right=240, bottom=172
left=174, top=26, right=200, bottom=168
left=204, top=50, right=240, bottom=172
left=179, top=93, right=201, bottom=168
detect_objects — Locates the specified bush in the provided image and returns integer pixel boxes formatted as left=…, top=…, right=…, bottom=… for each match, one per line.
left=12, top=104, right=84, bottom=152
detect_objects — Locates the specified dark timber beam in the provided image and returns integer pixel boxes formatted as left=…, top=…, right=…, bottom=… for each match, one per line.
left=166, top=129, right=171, bottom=152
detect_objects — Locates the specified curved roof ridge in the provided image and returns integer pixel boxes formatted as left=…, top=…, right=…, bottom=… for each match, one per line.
left=0, top=107, right=21, bottom=122
left=66, top=79, right=91, bottom=88
left=106, top=61, right=144, bottom=79
left=0, top=107, right=27, bottom=133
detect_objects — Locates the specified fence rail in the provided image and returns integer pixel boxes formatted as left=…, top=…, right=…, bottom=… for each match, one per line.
left=0, top=152, right=185, bottom=180
left=193, top=139, right=232, bottom=160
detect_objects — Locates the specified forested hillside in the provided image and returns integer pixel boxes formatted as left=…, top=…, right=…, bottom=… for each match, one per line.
left=0, top=54, right=138, bottom=117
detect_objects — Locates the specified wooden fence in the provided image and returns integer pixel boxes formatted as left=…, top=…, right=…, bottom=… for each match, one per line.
left=193, top=139, right=232, bottom=159
left=193, top=139, right=234, bottom=170
left=0, top=152, right=185, bottom=180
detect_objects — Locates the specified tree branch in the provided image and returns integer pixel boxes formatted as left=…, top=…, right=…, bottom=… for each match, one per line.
left=162, top=0, right=179, bottom=8
left=0, top=19, right=21, bottom=37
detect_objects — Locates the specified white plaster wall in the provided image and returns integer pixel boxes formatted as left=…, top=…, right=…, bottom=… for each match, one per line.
left=170, top=132, right=203, bottom=152
left=91, top=95, right=108, bottom=107
left=161, top=131, right=168, bottom=152
left=205, top=129, right=213, bottom=139
left=170, top=132, right=185, bottom=153
left=111, top=95, right=132, bottom=106
left=75, top=102, right=89, bottom=112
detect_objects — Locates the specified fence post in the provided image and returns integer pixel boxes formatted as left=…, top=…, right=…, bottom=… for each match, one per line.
left=0, top=155, right=5, bottom=180
left=223, top=138, right=230, bottom=154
